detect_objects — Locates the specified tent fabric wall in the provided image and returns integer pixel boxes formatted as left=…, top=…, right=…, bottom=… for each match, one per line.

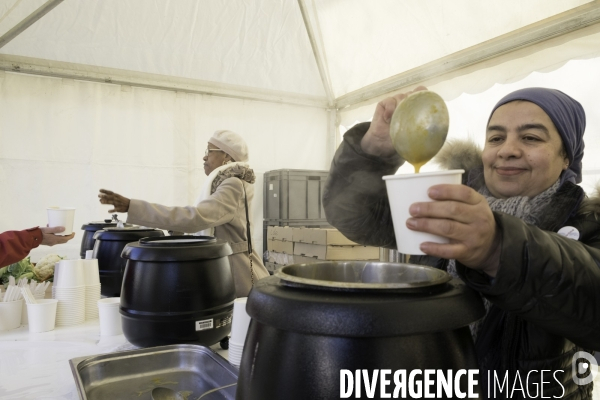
left=0, top=70, right=330, bottom=261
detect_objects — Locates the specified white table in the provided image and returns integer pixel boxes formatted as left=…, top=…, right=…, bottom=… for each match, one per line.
left=2, top=320, right=599, bottom=400
left=0, top=321, right=229, bottom=400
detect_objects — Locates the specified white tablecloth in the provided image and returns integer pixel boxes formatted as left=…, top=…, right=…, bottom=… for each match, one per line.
left=2, top=320, right=599, bottom=400
left=0, top=321, right=229, bottom=400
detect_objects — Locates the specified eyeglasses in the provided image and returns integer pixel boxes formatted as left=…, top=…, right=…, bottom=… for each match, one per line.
left=205, top=148, right=225, bottom=157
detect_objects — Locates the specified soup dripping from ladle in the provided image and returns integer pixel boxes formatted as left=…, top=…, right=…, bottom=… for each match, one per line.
left=389, top=90, right=450, bottom=173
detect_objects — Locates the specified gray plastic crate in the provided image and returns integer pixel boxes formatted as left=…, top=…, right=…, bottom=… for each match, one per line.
left=263, top=169, right=329, bottom=220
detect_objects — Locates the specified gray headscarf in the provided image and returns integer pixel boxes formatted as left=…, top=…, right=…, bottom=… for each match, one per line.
left=488, top=87, right=586, bottom=184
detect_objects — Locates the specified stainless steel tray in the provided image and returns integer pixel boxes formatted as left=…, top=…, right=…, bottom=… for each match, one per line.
left=69, top=344, right=238, bottom=400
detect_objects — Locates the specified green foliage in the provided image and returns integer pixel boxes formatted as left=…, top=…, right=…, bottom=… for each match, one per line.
left=0, top=257, right=35, bottom=285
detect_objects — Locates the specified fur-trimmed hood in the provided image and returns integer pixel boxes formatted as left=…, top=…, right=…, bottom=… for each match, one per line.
left=433, top=139, right=483, bottom=172
left=433, top=139, right=600, bottom=217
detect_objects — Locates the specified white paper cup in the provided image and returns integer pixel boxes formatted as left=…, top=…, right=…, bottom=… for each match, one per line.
left=27, top=299, right=58, bottom=333
left=47, top=207, right=76, bottom=236
left=0, top=299, right=24, bottom=331
left=53, top=259, right=85, bottom=288
left=383, top=169, right=464, bottom=255
left=230, top=297, right=251, bottom=346
left=98, top=298, right=122, bottom=336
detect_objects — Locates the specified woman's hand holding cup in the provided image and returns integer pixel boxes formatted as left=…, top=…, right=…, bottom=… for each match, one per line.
left=406, top=184, right=501, bottom=277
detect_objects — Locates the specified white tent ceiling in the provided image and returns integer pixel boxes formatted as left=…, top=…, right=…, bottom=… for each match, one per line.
left=2, top=0, right=600, bottom=260
left=2, top=0, right=600, bottom=108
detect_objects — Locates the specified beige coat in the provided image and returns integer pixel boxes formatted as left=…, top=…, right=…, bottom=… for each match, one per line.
left=127, top=177, right=269, bottom=297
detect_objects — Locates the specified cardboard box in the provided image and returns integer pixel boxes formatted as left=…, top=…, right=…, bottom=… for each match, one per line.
left=265, top=252, right=322, bottom=266
left=291, top=227, right=357, bottom=245
left=302, top=228, right=358, bottom=246
left=291, top=227, right=307, bottom=243
left=266, top=251, right=294, bottom=265
left=292, top=254, right=321, bottom=264
left=293, top=242, right=379, bottom=260
left=267, top=239, right=294, bottom=254
left=266, top=226, right=294, bottom=241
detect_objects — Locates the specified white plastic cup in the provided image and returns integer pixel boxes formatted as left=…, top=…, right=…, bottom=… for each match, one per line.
left=230, top=297, right=251, bottom=346
left=383, top=169, right=464, bottom=255
left=44, top=282, right=53, bottom=299
left=27, top=299, right=58, bottom=333
left=53, top=259, right=85, bottom=288
left=21, top=291, right=45, bottom=325
left=82, top=259, right=100, bottom=286
left=47, top=207, right=76, bottom=236
left=0, top=299, right=24, bottom=331
left=97, top=298, right=122, bottom=336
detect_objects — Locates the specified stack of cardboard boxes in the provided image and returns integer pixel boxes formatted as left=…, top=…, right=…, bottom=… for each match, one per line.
left=265, top=226, right=379, bottom=271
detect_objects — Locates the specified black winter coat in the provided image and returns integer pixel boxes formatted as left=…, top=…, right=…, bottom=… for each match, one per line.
left=323, top=122, right=600, bottom=399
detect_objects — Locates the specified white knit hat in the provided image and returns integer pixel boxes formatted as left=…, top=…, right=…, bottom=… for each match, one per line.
left=208, top=130, right=249, bottom=162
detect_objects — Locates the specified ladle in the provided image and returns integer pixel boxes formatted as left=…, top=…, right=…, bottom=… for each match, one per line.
left=389, top=90, right=449, bottom=173
left=151, top=387, right=184, bottom=400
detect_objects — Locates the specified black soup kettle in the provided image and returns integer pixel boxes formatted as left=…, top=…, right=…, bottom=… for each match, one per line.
left=120, top=236, right=236, bottom=348
left=92, top=226, right=164, bottom=297
left=236, top=262, right=485, bottom=400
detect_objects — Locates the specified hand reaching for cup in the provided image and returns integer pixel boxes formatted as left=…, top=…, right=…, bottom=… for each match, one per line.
left=98, top=189, right=131, bottom=213
left=361, top=86, right=427, bottom=157
left=40, top=226, right=75, bottom=246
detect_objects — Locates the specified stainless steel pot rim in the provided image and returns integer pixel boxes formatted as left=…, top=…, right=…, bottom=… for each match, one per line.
left=274, top=261, right=451, bottom=290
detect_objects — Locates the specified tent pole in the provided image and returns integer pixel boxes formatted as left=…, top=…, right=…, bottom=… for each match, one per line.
left=297, top=0, right=335, bottom=107
left=0, top=0, right=64, bottom=49
left=326, top=108, right=339, bottom=163
left=0, top=54, right=328, bottom=109
left=298, top=0, right=339, bottom=162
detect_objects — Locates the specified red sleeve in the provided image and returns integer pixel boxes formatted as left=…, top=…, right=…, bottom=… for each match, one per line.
left=0, top=228, right=43, bottom=268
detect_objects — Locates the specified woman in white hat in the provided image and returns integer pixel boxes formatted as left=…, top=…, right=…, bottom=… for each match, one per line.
left=98, top=130, right=269, bottom=297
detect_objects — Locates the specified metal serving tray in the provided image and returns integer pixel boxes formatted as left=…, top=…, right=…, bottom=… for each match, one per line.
left=69, top=344, right=238, bottom=400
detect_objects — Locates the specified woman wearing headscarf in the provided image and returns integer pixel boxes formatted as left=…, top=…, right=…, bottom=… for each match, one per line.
left=323, top=87, right=600, bottom=398
left=98, top=130, right=269, bottom=297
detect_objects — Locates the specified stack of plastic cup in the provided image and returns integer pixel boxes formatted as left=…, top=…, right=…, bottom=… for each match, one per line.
left=83, top=250, right=101, bottom=320
left=0, top=299, right=24, bottom=331
left=52, top=259, right=85, bottom=326
left=228, top=297, right=251, bottom=367
left=27, top=299, right=58, bottom=333
left=97, top=298, right=122, bottom=336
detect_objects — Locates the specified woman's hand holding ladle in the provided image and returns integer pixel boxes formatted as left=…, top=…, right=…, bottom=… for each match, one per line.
left=361, top=86, right=427, bottom=157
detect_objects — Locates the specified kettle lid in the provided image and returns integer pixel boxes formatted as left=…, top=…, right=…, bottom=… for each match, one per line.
left=121, top=236, right=233, bottom=261
left=93, top=226, right=164, bottom=241
left=81, top=221, right=118, bottom=231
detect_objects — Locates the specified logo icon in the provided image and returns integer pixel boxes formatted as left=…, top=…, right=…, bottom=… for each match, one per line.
left=572, top=351, right=598, bottom=386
